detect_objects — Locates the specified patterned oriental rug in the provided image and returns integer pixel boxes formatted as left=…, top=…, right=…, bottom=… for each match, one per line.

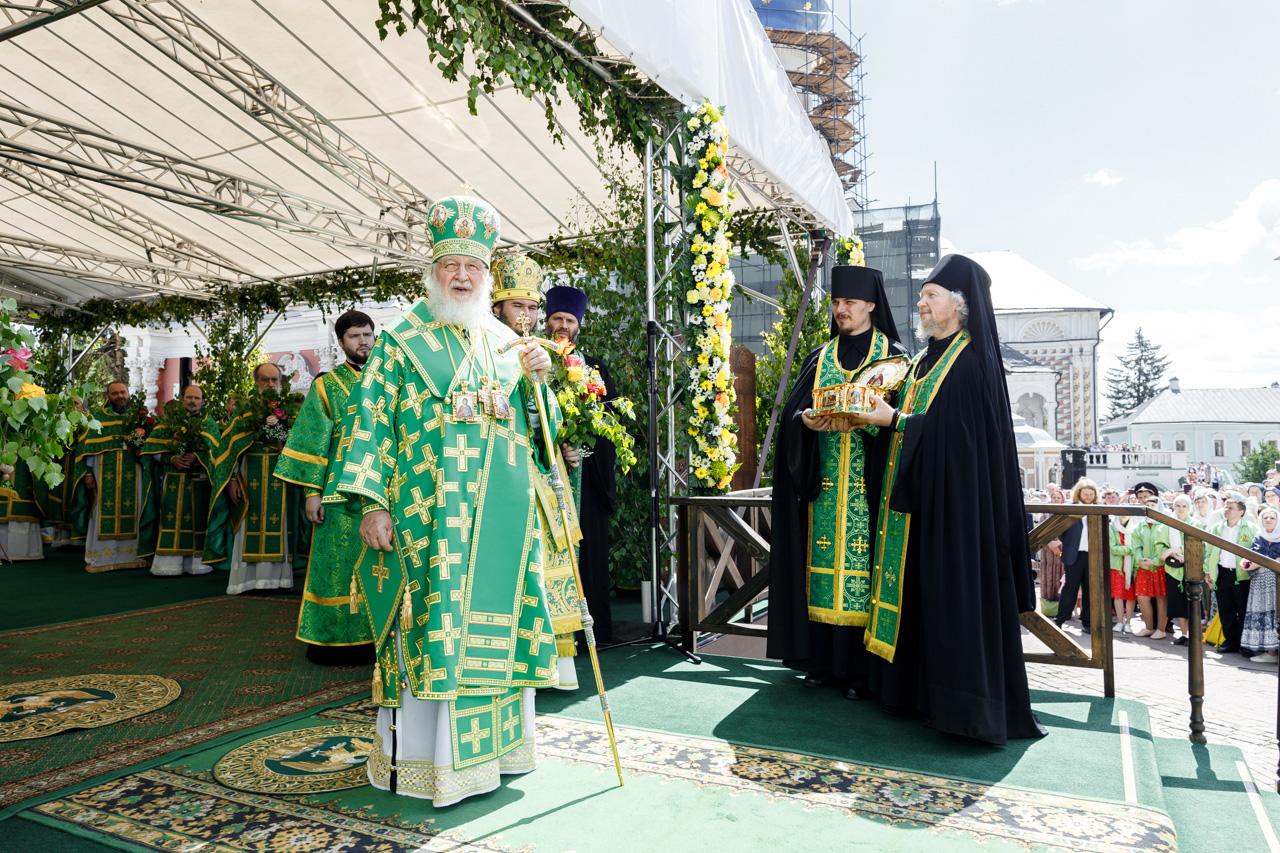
left=21, top=698, right=1176, bottom=853
left=0, top=598, right=370, bottom=811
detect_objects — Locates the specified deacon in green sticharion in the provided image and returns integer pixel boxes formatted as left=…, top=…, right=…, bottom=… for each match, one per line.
left=335, top=191, right=560, bottom=806
left=70, top=381, right=153, bottom=572
left=766, top=264, right=906, bottom=701
left=274, top=309, right=378, bottom=665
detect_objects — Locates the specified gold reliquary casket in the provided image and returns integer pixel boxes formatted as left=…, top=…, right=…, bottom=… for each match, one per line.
left=810, top=356, right=912, bottom=423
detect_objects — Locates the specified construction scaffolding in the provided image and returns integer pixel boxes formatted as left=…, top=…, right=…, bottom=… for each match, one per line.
left=754, top=0, right=868, bottom=210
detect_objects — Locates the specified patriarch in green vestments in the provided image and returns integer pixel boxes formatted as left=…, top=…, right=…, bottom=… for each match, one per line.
left=766, top=264, right=906, bottom=701
left=335, top=191, right=560, bottom=807
left=211, top=363, right=308, bottom=595
left=141, top=385, right=220, bottom=577
left=69, top=381, right=153, bottom=572
left=274, top=309, right=377, bottom=664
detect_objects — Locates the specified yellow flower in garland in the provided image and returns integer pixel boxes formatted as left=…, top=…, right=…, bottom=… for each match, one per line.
left=706, top=261, right=722, bottom=279
left=693, top=171, right=708, bottom=188
left=16, top=382, right=45, bottom=399
left=702, top=217, right=715, bottom=232
left=701, top=304, right=713, bottom=317
left=697, top=352, right=710, bottom=365
left=709, top=287, right=722, bottom=301
left=686, top=289, right=700, bottom=304
left=695, top=202, right=708, bottom=216
left=695, top=466, right=710, bottom=480
left=700, top=380, right=713, bottom=391
left=706, top=189, right=723, bottom=207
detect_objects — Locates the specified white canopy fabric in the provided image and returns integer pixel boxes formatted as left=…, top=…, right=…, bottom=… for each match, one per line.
left=0, top=0, right=852, bottom=309
left=567, top=0, right=855, bottom=237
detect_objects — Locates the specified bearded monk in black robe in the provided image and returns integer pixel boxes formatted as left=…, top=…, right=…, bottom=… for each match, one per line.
left=855, top=254, right=1046, bottom=745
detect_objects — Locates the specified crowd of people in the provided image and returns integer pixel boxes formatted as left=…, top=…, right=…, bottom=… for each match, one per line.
left=1028, top=474, right=1280, bottom=664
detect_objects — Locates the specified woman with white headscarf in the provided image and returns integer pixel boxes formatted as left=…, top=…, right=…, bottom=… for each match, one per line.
left=1241, top=506, right=1280, bottom=663
left=1156, top=494, right=1198, bottom=646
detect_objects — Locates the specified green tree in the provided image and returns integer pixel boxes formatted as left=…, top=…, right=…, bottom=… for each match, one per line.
left=1104, top=327, right=1171, bottom=421
left=1234, top=444, right=1279, bottom=484
left=754, top=266, right=830, bottom=483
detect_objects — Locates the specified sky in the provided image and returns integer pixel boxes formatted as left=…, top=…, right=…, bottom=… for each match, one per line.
left=847, top=0, right=1280, bottom=394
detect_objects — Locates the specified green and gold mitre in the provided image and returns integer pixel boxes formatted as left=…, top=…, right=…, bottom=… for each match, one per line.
left=490, top=254, right=543, bottom=303
left=427, top=192, right=501, bottom=265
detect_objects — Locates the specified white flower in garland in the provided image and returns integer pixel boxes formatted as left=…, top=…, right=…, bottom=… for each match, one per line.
left=680, top=101, right=740, bottom=491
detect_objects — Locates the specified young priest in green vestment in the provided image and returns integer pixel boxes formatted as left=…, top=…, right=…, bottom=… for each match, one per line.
left=274, top=310, right=377, bottom=664
left=335, top=192, right=560, bottom=807
left=766, top=264, right=906, bottom=700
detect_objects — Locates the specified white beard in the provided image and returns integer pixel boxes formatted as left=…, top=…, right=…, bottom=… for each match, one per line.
left=914, top=316, right=945, bottom=343
left=424, top=268, right=494, bottom=338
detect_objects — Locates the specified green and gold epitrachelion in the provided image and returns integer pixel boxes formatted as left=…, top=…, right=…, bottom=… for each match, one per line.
left=275, top=361, right=374, bottom=647
left=334, top=301, right=558, bottom=770
left=806, top=329, right=895, bottom=626
left=71, top=406, right=145, bottom=542
left=866, top=331, right=971, bottom=662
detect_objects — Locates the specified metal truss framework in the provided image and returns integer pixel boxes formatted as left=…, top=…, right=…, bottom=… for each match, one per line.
left=0, top=100, right=435, bottom=268
left=0, top=232, right=222, bottom=295
left=0, top=0, right=105, bottom=43
left=104, top=0, right=435, bottom=243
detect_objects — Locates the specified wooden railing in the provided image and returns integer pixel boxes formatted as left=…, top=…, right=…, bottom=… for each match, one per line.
left=675, top=492, right=1280, bottom=791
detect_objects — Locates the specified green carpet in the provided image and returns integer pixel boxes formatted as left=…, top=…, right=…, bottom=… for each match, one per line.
left=1155, top=735, right=1280, bottom=853
left=0, top=549, right=231, bottom=631
left=16, top=697, right=1175, bottom=853
left=5, top=646, right=1198, bottom=853
left=0, top=597, right=369, bottom=813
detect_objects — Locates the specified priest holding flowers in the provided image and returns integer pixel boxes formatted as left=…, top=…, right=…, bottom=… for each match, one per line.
left=335, top=191, right=560, bottom=806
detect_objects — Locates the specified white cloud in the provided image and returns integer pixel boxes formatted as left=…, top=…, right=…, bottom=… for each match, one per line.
left=1076, top=179, right=1280, bottom=272
left=1086, top=168, right=1125, bottom=187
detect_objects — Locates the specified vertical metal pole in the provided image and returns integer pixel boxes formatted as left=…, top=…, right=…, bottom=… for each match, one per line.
left=1184, top=536, right=1207, bottom=743
left=663, top=147, right=679, bottom=624
left=644, top=138, right=661, bottom=631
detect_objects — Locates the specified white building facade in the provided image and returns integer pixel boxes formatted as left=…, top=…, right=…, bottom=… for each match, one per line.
left=1100, top=384, right=1280, bottom=473
left=969, top=251, right=1112, bottom=447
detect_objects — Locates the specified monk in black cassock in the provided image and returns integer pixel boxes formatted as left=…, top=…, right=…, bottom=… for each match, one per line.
left=856, top=254, right=1046, bottom=745
left=545, top=285, right=618, bottom=645
left=767, top=265, right=906, bottom=700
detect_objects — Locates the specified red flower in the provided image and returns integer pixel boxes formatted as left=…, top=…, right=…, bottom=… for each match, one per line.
left=4, top=347, right=30, bottom=371
left=273, top=408, right=286, bottom=419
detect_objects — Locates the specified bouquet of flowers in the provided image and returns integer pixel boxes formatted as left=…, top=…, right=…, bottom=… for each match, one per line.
left=548, top=339, right=637, bottom=473
left=155, top=399, right=208, bottom=458
left=123, top=390, right=154, bottom=455
left=249, top=383, right=304, bottom=446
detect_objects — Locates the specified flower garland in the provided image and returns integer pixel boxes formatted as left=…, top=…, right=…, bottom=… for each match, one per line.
left=678, top=101, right=739, bottom=491
left=548, top=341, right=637, bottom=473
left=835, top=235, right=865, bottom=267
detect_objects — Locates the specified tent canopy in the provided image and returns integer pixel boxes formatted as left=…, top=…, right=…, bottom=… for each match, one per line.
left=0, top=0, right=853, bottom=311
